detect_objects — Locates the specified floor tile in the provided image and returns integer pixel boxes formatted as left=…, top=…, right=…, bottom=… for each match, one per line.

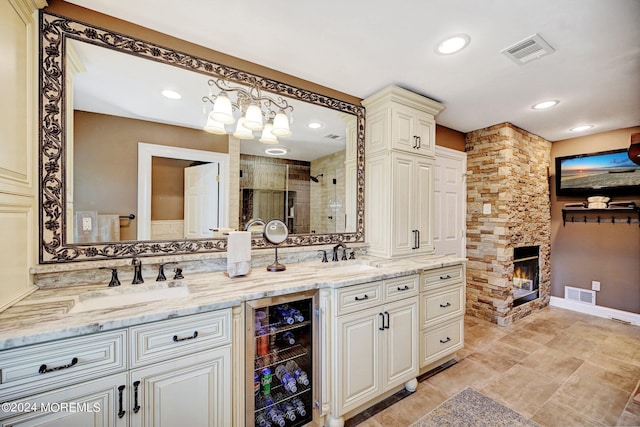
left=552, top=363, right=631, bottom=425
left=519, top=346, right=584, bottom=382
left=480, top=364, right=562, bottom=418
left=466, top=340, right=529, bottom=373
left=545, top=330, right=599, bottom=359
left=531, top=400, right=604, bottom=427
left=425, top=358, right=500, bottom=397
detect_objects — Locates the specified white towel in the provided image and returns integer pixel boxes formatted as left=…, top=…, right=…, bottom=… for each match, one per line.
left=227, top=231, right=251, bottom=277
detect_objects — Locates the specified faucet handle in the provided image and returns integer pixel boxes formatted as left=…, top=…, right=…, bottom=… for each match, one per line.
left=341, top=249, right=348, bottom=261
left=156, top=262, right=177, bottom=281
left=318, top=250, right=328, bottom=263
left=99, top=267, right=121, bottom=287
left=332, top=250, right=339, bottom=262
left=349, top=250, right=356, bottom=260
left=173, top=267, right=184, bottom=280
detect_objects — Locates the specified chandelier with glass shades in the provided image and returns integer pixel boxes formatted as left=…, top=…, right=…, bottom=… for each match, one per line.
left=202, top=77, right=293, bottom=144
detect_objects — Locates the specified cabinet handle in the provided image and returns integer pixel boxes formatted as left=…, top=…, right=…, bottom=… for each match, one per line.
left=417, top=136, right=421, bottom=149
left=384, top=311, right=390, bottom=329
left=354, top=294, right=369, bottom=301
left=440, top=337, right=451, bottom=344
left=413, top=135, right=418, bottom=149
left=173, top=331, right=198, bottom=342
left=416, top=230, right=420, bottom=248
left=39, top=357, right=78, bottom=374
left=411, top=230, right=418, bottom=250
left=117, top=385, right=126, bottom=419
left=133, top=380, right=141, bottom=413
left=439, top=302, right=451, bottom=308
left=397, top=285, right=410, bottom=291
left=440, top=275, right=451, bottom=280
left=379, top=312, right=385, bottom=331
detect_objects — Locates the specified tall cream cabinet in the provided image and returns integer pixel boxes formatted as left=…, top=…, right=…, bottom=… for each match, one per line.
left=363, top=85, right=445, bottom=258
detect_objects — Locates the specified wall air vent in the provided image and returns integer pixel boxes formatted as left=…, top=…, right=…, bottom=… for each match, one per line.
left=564, top=286, right=595, bottom=306
left=324, top=133, right=342, bottom=140
left=501, top=33, right=554, bottom=65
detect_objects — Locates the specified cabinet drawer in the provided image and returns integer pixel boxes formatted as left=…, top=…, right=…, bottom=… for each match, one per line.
left=421, top=285, right=464, bottom=328
left=0, top=330, right=127, bottom=402
left=335, top=281, right=383, bottom=316
left=130, top=309, right=231, bottom=368
left=421, top=264, right=464, bottom=291
left=420, top=318, right=464, bottom=368
left=384, top=275, right=419, bottom=303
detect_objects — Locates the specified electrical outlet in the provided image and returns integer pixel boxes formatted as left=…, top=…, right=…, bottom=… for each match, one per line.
left=592, top=280, right=601, bottom=291
left=482, top=203, right=492, bottom=214
left=82, top=217, right=92, bottom=231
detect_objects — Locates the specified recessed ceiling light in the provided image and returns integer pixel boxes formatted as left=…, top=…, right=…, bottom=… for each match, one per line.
left=307, top=122, right=323, bottom=129
left=532, top=100, right=559, bottom=110
left=569, top=125, right=594, bottom=132
left=436, top=34, right=470, bottom=55
left=265, top=147, right=287, bottom=156
left=161, top=89, right=182, bottom=100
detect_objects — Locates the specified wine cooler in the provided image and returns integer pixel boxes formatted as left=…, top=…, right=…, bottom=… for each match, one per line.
left=246, top=290, right=318, bottom=426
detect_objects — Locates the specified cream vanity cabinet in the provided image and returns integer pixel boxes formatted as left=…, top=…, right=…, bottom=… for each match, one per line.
left=419, top=264, right=465, bottom=371
left=330, top=275, right=419, bottom=421
left=363, top=85, right=444, bottom=259
left=0, top=309, right=232, bottom=427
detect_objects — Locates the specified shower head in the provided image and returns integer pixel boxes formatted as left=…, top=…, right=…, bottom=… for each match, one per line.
left=310, top=173, right=323, bottom=183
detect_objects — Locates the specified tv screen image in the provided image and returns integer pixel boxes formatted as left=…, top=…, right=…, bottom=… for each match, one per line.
left=556, top=148, right=640, bottom=196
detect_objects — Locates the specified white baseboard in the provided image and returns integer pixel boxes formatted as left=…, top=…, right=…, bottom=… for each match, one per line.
left=549, top=296, right=640, bottom=326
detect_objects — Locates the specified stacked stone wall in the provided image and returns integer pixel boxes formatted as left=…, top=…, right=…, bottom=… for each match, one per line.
left=465, top=123, right=551, bottom=325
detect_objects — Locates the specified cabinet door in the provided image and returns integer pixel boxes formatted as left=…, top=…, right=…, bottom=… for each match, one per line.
left=414, top=157, right=435, bottom=254
left=382, top=298, right=419, bottom=391
left=391, top=104, right=418, bottom=153
left=391, top=152, right=416, bottom=256
left=335, top=307, right=382, bottom=415
left=0, top=373, right=128, bottom=427
left=414, top=112, right=435, bottom=156
left=130, top=347, right=231, bottom=427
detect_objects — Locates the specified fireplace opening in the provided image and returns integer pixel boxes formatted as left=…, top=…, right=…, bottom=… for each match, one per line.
left=513, top=246, right=540, bottom=307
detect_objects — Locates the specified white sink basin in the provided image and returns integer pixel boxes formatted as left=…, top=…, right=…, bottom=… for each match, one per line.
left=69, top=282, right=190, bottom=313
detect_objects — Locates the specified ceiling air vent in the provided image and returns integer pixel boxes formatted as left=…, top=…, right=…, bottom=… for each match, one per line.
left=324, top=133, right=342, bottom=140
left=501, top=33, right=554, bottom=65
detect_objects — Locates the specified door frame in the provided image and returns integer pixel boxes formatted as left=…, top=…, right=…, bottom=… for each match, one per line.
left=137, top=142, right=229, bottom=240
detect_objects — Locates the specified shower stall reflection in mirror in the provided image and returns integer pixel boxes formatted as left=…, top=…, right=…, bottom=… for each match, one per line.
left=137, top=142, right=230, bottom=240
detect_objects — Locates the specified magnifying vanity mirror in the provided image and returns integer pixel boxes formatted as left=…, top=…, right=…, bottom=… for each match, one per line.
left=38, top=12, right=365, bottom=263
left=263, top=219, right=289, bottom=272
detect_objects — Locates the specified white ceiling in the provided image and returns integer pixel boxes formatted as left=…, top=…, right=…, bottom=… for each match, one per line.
left=65, top=0, right=640, bottom=142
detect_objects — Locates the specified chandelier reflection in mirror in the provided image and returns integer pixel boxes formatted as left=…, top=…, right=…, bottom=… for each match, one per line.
left=202, top=77, right=294, bottom=144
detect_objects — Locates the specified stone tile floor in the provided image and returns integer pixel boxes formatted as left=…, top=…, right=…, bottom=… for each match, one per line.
left=352, top=306, right=640, bottom=426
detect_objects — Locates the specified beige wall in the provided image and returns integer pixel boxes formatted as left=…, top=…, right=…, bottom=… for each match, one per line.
left=550, top=127, right=640, bottom=314
left=0, top=0, right=44, bottom=309
left=74, top=111, right=227, bottom=240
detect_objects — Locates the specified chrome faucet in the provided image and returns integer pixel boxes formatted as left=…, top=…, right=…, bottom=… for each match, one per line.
left=131, top=258, right=144, bottom=284
left=332, top=243, right=347, bottom=262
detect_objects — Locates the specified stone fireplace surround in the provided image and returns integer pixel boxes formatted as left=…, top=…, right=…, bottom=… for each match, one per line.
left=465, top=123, right=551, bottom=326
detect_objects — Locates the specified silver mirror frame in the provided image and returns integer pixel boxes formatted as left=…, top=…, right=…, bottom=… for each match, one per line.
left=39, top=12, right=365, bottom=263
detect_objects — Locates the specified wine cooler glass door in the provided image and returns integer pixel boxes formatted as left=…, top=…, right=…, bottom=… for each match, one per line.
left=246, top=290, right=318, bottom=426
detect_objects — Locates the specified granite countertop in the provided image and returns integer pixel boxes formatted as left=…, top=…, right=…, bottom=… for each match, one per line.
left=0, top=255, right=465, bottom=351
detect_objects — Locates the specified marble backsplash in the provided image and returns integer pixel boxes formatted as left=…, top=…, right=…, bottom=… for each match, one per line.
left=32, top=243, right=368, bottom=289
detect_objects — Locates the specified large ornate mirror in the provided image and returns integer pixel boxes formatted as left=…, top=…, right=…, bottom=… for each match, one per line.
left=39, top=12, right=364, bottom=263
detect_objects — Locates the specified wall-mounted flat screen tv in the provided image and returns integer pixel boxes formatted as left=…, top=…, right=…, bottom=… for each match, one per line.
left=556, top=148, right=640, bottom=196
